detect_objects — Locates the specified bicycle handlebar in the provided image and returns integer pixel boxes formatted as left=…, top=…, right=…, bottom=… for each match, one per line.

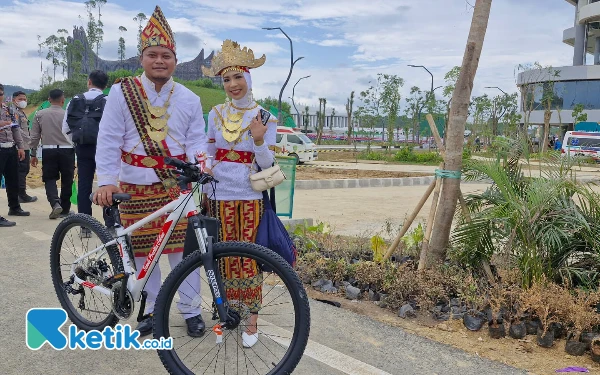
left=164, top=157, right=218, bottom=184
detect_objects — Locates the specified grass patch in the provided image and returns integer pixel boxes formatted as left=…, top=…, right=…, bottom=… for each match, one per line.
left=181, top=85, right=227, bottom=112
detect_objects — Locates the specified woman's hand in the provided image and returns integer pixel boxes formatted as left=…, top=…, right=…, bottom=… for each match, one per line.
left=249, top=111, right=267, bottom=144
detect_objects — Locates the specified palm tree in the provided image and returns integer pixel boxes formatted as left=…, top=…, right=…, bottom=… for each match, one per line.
left=452, top=138, right=600, bottom=288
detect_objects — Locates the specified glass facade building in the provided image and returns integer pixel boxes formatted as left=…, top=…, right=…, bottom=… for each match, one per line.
left=524, top=79, right=600, bottom=111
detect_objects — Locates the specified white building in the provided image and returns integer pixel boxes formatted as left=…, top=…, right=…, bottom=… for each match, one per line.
left=517, top=0, right=600, bottom=128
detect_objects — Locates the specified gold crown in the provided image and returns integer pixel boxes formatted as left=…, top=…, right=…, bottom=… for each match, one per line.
left=202, top=40, right=266, bottom=77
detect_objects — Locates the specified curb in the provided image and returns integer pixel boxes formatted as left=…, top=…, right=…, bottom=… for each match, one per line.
left=295, top=176, right=435, bottom=190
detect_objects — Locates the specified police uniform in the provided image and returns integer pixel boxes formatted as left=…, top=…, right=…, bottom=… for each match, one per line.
left=0, top=103, right=29, bottom=223
left=14, top=104, right=37, bottom=202
left=31, top=103, right=75, bottom=218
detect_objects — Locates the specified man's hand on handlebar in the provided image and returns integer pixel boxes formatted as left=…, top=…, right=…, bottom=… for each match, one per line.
left=93, top=185, right=123, bottom=207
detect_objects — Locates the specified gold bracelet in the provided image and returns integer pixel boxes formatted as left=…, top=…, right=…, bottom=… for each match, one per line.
left=253, top=140, right=265, bottom=146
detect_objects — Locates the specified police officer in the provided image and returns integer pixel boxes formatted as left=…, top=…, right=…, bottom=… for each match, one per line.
left=12, top=91, right=38, bottom=203
left=31, top=89, right=75, bottom=219
left=0, top=83, right=30, bottom=227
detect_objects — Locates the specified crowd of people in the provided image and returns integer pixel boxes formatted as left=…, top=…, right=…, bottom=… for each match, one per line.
left=1, top=5, right=277, bottom=348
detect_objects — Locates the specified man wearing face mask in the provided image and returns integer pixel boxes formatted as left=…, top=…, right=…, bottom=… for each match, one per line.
left=12, top=91, right=38, bottom=203
left=0, top=83, right=29, bottom=226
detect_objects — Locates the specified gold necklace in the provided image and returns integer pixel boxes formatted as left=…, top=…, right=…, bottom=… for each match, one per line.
left=221, top=103, right=249, bottom=142
left=141, top=81, right=175, bottom=142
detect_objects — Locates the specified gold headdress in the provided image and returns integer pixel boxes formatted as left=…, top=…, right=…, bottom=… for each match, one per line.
left=140, top=6, right=176, bottom=54
left=202, top=40, right=266, bottom=77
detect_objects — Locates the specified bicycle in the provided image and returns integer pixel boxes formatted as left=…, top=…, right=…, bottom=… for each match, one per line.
left=50, top=157, right=310, bottom=374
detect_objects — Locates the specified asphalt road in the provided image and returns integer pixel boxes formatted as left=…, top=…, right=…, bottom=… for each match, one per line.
left=0, top=186, right=525, bottom=375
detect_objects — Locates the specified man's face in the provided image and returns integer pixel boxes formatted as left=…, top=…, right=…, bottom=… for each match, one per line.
left=140, top=46, right=177, bottom=83
left=13, top=94, right=26, bottom=109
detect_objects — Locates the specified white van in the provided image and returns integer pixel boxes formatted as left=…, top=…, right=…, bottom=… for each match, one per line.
left=562, top=131, right=600, bottom=162
left=274, top=126, right=317, bottom=164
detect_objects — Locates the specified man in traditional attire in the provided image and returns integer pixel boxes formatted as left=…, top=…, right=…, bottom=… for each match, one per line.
left=93, top=6, right=207, bottom=337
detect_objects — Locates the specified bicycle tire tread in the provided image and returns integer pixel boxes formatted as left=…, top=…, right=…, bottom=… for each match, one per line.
left=154, top=241, right=310, bottom=375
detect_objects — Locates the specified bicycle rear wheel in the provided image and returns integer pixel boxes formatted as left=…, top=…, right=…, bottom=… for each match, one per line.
left=154, top=241, right=310, bottom=375
left=50, top=214, right=124, bottom=331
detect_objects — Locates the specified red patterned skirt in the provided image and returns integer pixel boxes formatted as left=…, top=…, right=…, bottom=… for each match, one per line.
left=208, top=199, right=264, bottom=313
left=119, top=182, right=187, bottom=257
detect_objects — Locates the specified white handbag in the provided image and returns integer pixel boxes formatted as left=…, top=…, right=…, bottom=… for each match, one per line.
left=249, top=160, right=286, bottom=192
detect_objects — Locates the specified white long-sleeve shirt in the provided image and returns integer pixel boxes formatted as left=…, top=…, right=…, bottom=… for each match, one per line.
left=62, top=87, right=106, bottom=143
left=204, top=103, right=276, bottom=201
left=96, top=74, right=208, bottom=187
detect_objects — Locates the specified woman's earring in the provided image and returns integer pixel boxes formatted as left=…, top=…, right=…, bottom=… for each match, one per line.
left=249, top=89, right=254, bottom=103
left=225, top=95, right=231, bottom=104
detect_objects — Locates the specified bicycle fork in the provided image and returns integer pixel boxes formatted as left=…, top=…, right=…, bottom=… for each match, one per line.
left=188, top=215, right=241, bottom=334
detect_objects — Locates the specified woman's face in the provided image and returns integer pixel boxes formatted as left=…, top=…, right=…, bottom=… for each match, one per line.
left=222, top=70, right=248, bottom=100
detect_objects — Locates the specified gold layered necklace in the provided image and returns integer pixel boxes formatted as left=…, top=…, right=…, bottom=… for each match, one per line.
left=222, top=102, right=250, bottom=143
left=140, top=80, right=175, bottom=142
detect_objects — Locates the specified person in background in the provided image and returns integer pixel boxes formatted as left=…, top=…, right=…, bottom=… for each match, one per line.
left=30, top=89, right=75, bottom=219
left=62, top=70, right=108, bottom=237
left=0, top=84, right=29, bottom=226
left=11, top=91, right=37, bottom=203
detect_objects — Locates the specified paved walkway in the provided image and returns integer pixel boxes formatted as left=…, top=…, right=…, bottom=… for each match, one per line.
left=0, top=186, right=526, bottom=375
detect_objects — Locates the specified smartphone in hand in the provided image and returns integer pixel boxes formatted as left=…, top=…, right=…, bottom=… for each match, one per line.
left=257, top=109, right=271, bottom=126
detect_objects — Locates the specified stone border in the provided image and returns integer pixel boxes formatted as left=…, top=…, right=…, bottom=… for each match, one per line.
left=295, top=176, right=435, bottom=190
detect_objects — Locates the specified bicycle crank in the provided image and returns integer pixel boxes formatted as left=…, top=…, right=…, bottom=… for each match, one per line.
left=111, top=281, right=134, bottom=320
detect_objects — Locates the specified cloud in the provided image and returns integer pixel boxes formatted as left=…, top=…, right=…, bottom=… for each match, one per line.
left=0, top=0, right=579, bottom=107
left=174, top=31, right=201, bottom=50
left=21, top=50, right=39, bottom=58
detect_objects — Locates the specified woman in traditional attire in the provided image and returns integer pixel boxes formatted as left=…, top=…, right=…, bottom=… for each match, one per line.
left=201, top=40, right=277, bottom=348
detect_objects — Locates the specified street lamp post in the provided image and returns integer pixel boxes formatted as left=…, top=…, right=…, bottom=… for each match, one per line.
left=263, top=27, right=304, bottom=127
left=484, top=86, right=507, bottom=95
left=291, top=75, right=310, bottom=131
left=408, top=64, right=434, bottom=95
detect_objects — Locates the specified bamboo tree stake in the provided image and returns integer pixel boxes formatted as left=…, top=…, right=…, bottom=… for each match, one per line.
left=382, top=180, right=436, bottom=261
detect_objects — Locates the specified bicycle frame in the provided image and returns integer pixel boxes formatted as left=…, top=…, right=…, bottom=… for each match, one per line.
left=69, top=186, right=206, bottom=306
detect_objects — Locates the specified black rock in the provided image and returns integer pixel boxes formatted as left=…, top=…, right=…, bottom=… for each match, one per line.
left=345, top=285, right=361, bottom=300
left=399, top=304, right=416, bottom=319
left=312, top=279, right=327, bottom=288
left=320, top=280, right=338, bottom=293
left=368, top=289, right=380, bottom=302
left=450, top=298, right=461, bottom=307
left=315, top=298, right=341, bottom=308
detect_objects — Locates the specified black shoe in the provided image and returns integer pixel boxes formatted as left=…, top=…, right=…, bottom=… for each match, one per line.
left=135, top=314, right=154, bottom=337
left=0, top=217, right=16, bottom=227
left=59, top=210, right=75, bottom=218
left=49, top=203, right=62, bottom=219
left=186, top=315, right=206, bottom=337
left=8, top=208, right=30, bottom=216
left=19, top=194, right=38, bottom=203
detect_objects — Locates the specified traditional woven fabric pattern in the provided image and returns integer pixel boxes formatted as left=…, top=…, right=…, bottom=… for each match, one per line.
left=120, top=181, right=187, bottom=257
left=209, top=199, right=264, bottom=312
left=120, top=77, right=180, bottom=199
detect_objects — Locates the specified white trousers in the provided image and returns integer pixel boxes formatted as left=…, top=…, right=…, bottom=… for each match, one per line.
left=135, top=252, right=202, bottom=318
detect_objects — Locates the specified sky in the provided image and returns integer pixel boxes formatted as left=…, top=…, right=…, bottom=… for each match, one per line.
left=0, top=0, right=576, bottom=113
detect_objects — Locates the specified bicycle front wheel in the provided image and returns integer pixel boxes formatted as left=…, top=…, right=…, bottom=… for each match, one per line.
left=154, top=241, right=310, bottom=375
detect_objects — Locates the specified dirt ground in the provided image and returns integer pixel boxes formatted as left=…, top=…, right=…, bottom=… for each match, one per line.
left=295, top=167, right=430, bottom=180
left=306, top=288, right=600, bottom=375
left=24, top=164, right=429, bottom=187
